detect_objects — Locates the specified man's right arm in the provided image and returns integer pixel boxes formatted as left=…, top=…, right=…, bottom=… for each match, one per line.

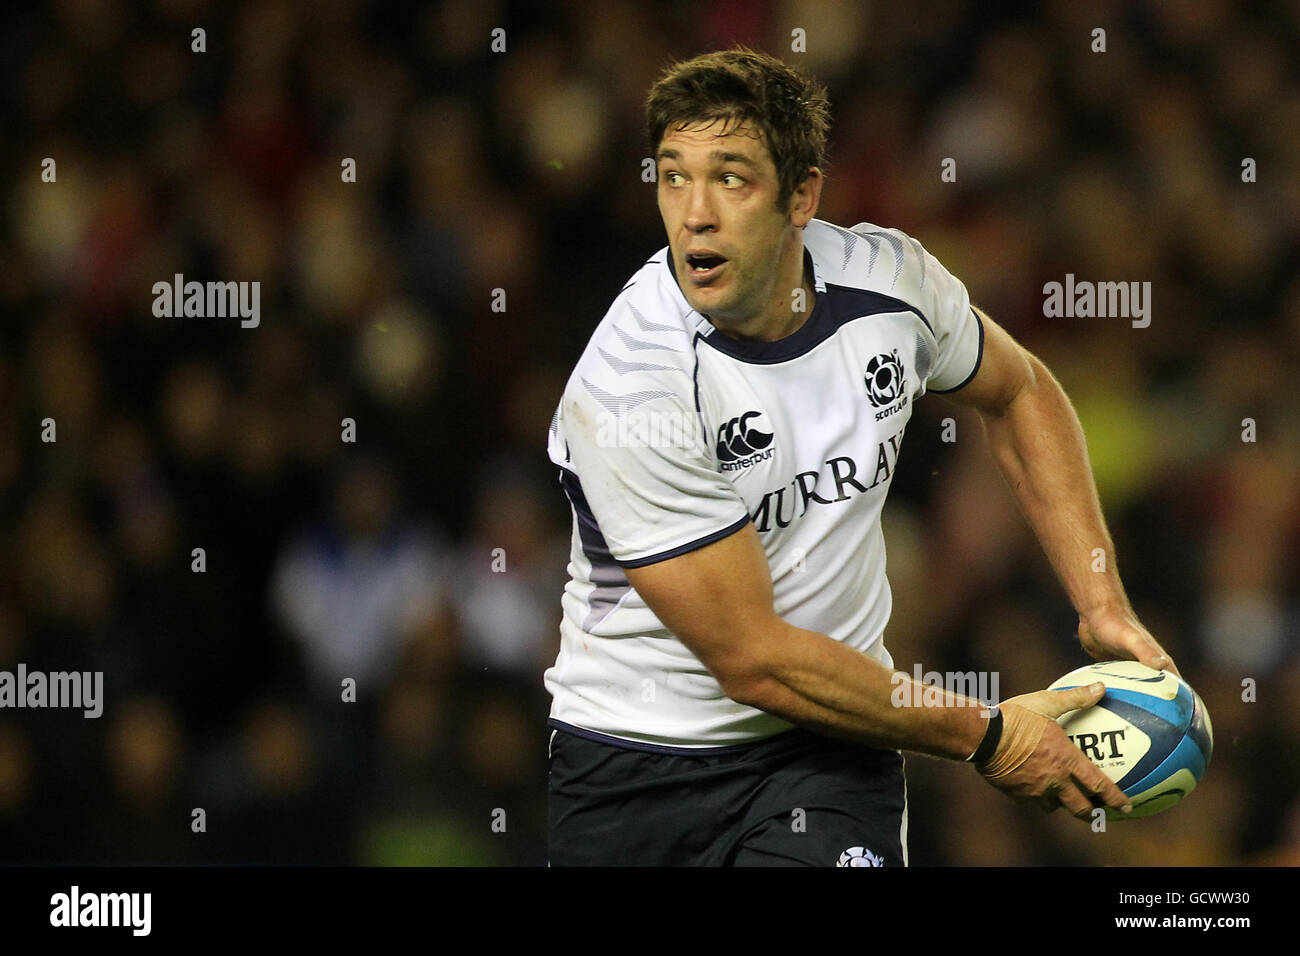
left=626, top=520, right=985, bottom=759
left=624, top=519, right=1133, bottom=818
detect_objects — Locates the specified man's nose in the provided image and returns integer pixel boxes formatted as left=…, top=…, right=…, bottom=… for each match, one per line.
left=684, top=183, right=717, bottom=232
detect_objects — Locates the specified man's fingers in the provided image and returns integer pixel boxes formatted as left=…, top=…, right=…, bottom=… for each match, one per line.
left=1042, top=775, right=1128, bottom=820
left=1041, top=744, right=1135, bottom=820
left=1142, top=644, right=1182, bottom=678
left=1034, top=776, right=1091, bottom=818
left=1073, top=764, right=1131, bottom=814
left=1028, top=682, right=1106, bottom=720
left=1056, top=782, right=1095, bottom=819
left=1038, top=782, right=1063, bottom=814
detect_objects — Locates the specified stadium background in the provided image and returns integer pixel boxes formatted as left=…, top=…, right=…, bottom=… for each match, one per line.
left=1, top=0, right=1297, bottom=866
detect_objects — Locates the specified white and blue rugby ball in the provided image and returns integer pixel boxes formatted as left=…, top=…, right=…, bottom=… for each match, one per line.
left=1048, top=660, right=1213, bottom=820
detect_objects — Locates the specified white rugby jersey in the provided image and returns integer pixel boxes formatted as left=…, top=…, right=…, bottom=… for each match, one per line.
left=545, top=218, right=984, bottom=750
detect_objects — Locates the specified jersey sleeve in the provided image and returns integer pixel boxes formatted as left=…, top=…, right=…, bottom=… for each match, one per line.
left=907, top=235, right=983, bottom=393
left=551, top=382, right=750, bottom=568
left=852, top=223, right=984, bottom=394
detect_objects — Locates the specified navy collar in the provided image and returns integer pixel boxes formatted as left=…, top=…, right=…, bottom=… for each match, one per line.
left=667, top=245, right=834, bottom=363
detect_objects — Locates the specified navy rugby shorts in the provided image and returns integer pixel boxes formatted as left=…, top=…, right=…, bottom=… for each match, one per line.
left=547, top=722, right=908, bottom=866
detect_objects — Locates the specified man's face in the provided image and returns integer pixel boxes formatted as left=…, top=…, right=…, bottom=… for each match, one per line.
left=656, top=120, right=798, bottom=325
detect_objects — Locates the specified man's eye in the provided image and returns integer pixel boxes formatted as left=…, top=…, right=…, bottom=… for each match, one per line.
left=664, top=171, right=684, bottom=185
left=721, top=174, right=744, bottom=187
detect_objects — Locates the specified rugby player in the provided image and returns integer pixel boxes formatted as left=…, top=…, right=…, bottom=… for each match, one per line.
left=544, top=47, right=1177, bottom=866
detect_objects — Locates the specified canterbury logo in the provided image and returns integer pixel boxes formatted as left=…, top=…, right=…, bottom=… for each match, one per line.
left=716, top=411, right=774, bottom=462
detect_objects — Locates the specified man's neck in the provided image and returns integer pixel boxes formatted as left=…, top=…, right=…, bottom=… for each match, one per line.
left=712, top=250, right=815, bottom=344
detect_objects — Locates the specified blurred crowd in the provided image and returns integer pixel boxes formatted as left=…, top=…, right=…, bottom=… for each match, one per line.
left=0, top=0, right=1297, bottom=865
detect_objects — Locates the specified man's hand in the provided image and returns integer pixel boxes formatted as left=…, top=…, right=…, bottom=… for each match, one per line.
left=977, top=683, right=1133, bottom=819
left=1077, top=604, right=1180, bottom=678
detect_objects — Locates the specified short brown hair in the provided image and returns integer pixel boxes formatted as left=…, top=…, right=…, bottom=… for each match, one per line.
left=645, top=46, right=831, bottom=209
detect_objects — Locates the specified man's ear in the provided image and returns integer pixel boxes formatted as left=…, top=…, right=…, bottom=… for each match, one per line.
left=788, top=167, right=823, bottom=227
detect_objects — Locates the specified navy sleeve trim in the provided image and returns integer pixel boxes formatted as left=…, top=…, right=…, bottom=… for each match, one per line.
left=928, top=307, right=985, bottom=394
left=617, top=514, right=751, bottom=569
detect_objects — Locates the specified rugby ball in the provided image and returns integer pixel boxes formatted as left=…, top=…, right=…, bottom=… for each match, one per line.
left=1048, top=661, right=1213, bottom=820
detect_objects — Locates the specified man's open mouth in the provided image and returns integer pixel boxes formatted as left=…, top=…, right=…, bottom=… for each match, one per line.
left=685, top=252, right=728, bottom=278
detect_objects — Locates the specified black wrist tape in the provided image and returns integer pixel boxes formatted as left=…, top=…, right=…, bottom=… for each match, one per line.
left=967, top=706, right=1003, bottom=766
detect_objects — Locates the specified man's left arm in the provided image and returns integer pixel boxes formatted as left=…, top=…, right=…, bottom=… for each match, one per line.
left=939, top=305, right=1179, bottom=676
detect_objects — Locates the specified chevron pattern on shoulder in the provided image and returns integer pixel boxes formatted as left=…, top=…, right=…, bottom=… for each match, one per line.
left=827, top=221, right=859, bottom=272
left=598, top=347, right=675, bottom=375
left=611, top=323, right=678, bottom=353
left=907, top=234, right=927, bottom=289
left=629, top=302, right=679, bottom=334
left=580, top=378, right=675, bottom=419
left=850, top=225, right=906, bottom=288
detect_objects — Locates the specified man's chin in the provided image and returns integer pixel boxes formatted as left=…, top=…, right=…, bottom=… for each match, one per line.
left=686, top=290, right=736, bottom=319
